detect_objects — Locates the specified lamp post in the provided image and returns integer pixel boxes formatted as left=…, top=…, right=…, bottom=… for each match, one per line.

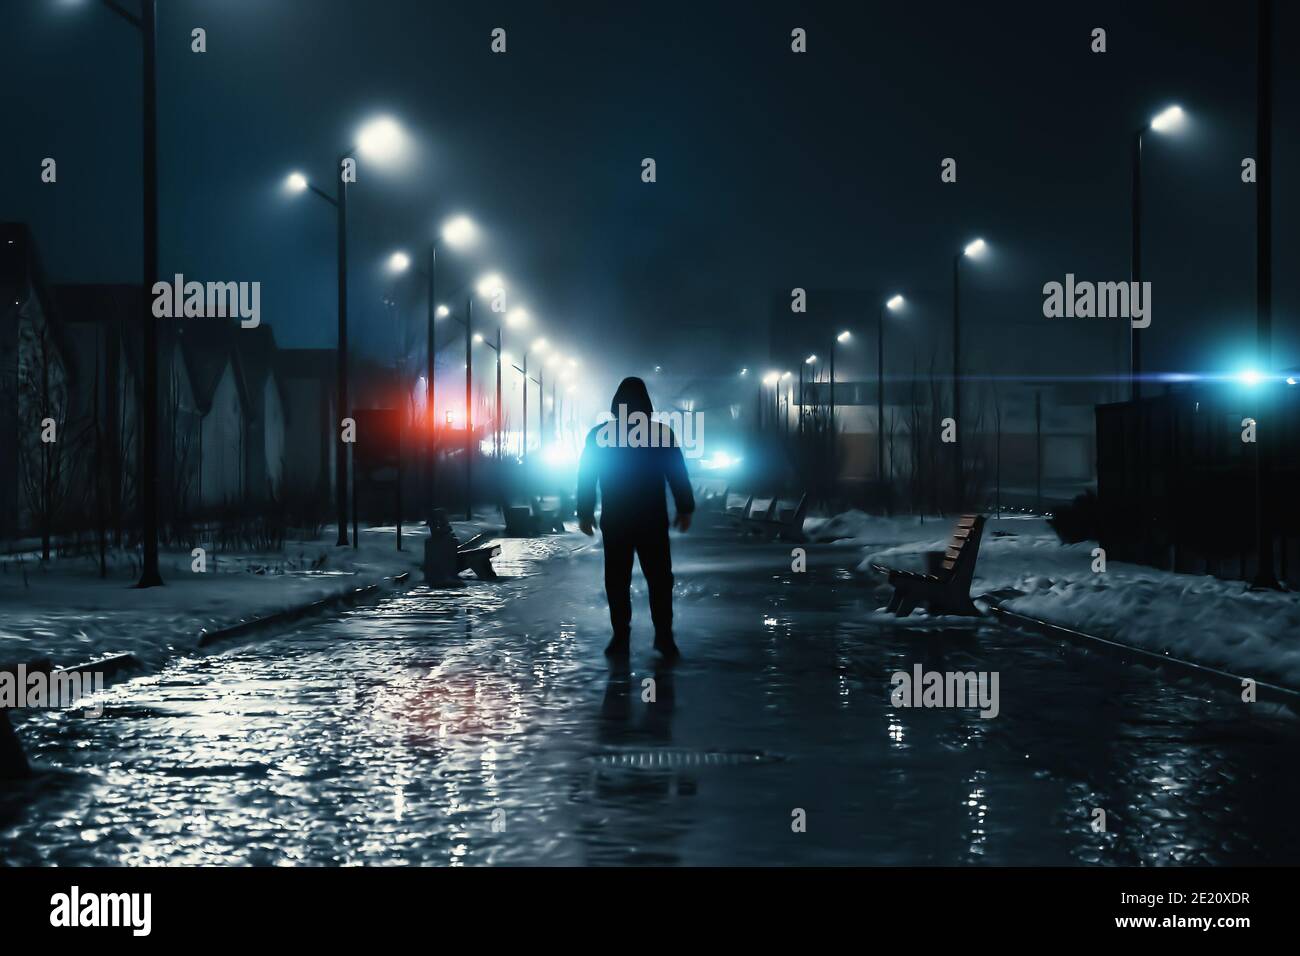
left=953, top=238, right=986, bottom=510
left=521, top=338, right=548, bottom=462
left=1131, top=104, right=1186, bottom=400
left=878, top=294, right=905, bottom=487
left=84, top=0, right=161, bottom=585
left=380, top=291, right=405, bottom=551
left=800, top=354, right=816, bottom=436
left=286, top=115, right=407, bottom=546
left=1253, top=0, right=1280, bottom=590
left=385, top=216, right=478, bottom=525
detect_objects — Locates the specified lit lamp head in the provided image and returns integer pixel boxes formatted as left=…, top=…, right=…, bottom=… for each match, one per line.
left=837, top=331, right=851, bottom=343
left=1149, top=104, right=1186, bottom=134
left=805, top=354, right=817, bottom=365
left=762, top=371, right=780, bottom=387
left=506, top=307, right=529, bottom=329
left=886, top=293, right=905, bottom=311
left=441, top=214, right=479, bottom=249
left=436, top=304, right=450, bottom=318
left=475, top=272, right=505, bottom=298
left=781, top=371, right=792, bottom=380
left=472, top=333, right=485, bottom=344
left=386, top=251, right=411, bottom=274
left=355, top=115, right=407, bottom=165
left=285, top=171, right=309, bottom=194
left=963, top=238, right=987, bottom=259
left=532, top=338, right=549, bottom=353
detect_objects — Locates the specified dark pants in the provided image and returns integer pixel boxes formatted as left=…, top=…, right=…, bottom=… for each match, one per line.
left=602, top=525, right=674, bottom=640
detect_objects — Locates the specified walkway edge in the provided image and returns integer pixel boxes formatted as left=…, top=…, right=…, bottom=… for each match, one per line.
left=197, top=571, right=413, bottom=648
left=989, top=604, right=1300, bottom=708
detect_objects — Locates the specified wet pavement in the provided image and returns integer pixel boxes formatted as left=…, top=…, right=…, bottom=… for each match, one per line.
left=3, top=521, right=1300, bottom=865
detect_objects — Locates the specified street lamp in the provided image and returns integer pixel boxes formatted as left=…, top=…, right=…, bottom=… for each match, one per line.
left=509, top=339, right=547, bottom=463
left=285, top=113, right=408, bottom=545
left=386, top=213, right=479, bottom=526
left=953, top=238, right=987, bottom=510
left=878, top=294, right=905, bottom=488
left=1132, top=104, right=1186, bottom=400
left=800, top=354, right=817, bottom=436
left=72, top=0, right=162, bottom=585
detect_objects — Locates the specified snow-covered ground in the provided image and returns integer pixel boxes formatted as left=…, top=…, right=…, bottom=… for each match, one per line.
left=0, top=517, right=502, bottom=670
left=808, top=509, right=1300, bottom=690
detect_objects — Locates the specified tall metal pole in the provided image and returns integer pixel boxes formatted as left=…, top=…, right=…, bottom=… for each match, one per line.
left=952, top=253, right=963, bottom=511
left=522, top=353, right=529, bottom=462
left=1035, top=390, right=1043, bottom=514
left=829, top=339, right=836, bottom=497
left=426, top=242, right=437, bottom=524
left=877, top=303, right=885, bottom=486
left=465, top=295, right=473, bottom=520
left=1252, top=0, right=1280, bottom=590
left=798, top=365, right=804, bottom=436
left=1131, top=130, right=1143, bottom=402
left=335, top=160, right=350, bottom=546
left=495, top=326, right=503, bottom=459
left=136, top=0, right=162, bottom=587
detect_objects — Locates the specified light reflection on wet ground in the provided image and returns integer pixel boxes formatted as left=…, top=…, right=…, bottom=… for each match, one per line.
left=3, top=525, right=1300, bottom=865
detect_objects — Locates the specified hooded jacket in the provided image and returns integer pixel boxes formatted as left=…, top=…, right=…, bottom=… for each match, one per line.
left=577, top=377, right=695, bottom=531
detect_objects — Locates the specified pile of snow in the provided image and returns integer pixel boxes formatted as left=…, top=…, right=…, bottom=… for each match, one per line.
left=0, top=522, right=469, bottom=670
left=849, top=512, right=1300, bottom=688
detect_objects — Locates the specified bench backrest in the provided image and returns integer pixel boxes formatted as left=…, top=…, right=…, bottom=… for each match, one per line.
left=941, top=514, right=986, bottom=587
left=780, top=493, right=809, bottom=526
left=750, top=497, right=777, bottom=520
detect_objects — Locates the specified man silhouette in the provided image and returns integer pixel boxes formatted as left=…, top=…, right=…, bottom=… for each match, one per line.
left=578, top=377, right=694, bottom=658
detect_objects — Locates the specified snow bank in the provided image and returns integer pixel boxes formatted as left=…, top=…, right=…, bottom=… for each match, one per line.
left=849, top=512, right=1300, bottom=688
left=0, top=516, right=504, bottom=670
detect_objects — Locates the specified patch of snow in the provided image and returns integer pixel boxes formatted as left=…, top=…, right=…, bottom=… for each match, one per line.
left=846, top=512, right=1300, bottom=689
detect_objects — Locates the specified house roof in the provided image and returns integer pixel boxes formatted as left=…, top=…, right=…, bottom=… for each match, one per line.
left=232, top=323, right=283, bottom=416
left=174, top=319, right=253, bottom=417
left=4, top=225, right=80, bottom=379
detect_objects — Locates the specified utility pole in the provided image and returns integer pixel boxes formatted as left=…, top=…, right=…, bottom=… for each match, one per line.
left=1252, top=0, right=1280, bottom=590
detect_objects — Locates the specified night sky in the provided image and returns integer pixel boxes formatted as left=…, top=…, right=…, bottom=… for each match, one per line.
left=5, top=0, right=1298, bottom=407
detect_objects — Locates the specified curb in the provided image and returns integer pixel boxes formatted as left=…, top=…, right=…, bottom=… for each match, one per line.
left=989, top=604, right=1300, bottom=709
left=197, top=570, right=413, bottom=648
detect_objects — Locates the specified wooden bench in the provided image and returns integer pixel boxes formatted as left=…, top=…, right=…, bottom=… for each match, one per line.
left=457, top=533, right=502, bottom=580
left=501, top=500, right=538, bottom=537
left=872, top=514, right=986, bottom=616
left=531, top=496, right=567, bottom=533
left=739, top=497, right=778, bottom=534
left=724, top=493, right=753, bottom=525
left=751, top=493, right=809, bottom=542
left=692, top=481, right=728, bottom=512
left=425, top=510, right=502, bottom=583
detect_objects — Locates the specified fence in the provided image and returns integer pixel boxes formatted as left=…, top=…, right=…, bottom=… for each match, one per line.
left=1096, top=383, right=1300, bottom=586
